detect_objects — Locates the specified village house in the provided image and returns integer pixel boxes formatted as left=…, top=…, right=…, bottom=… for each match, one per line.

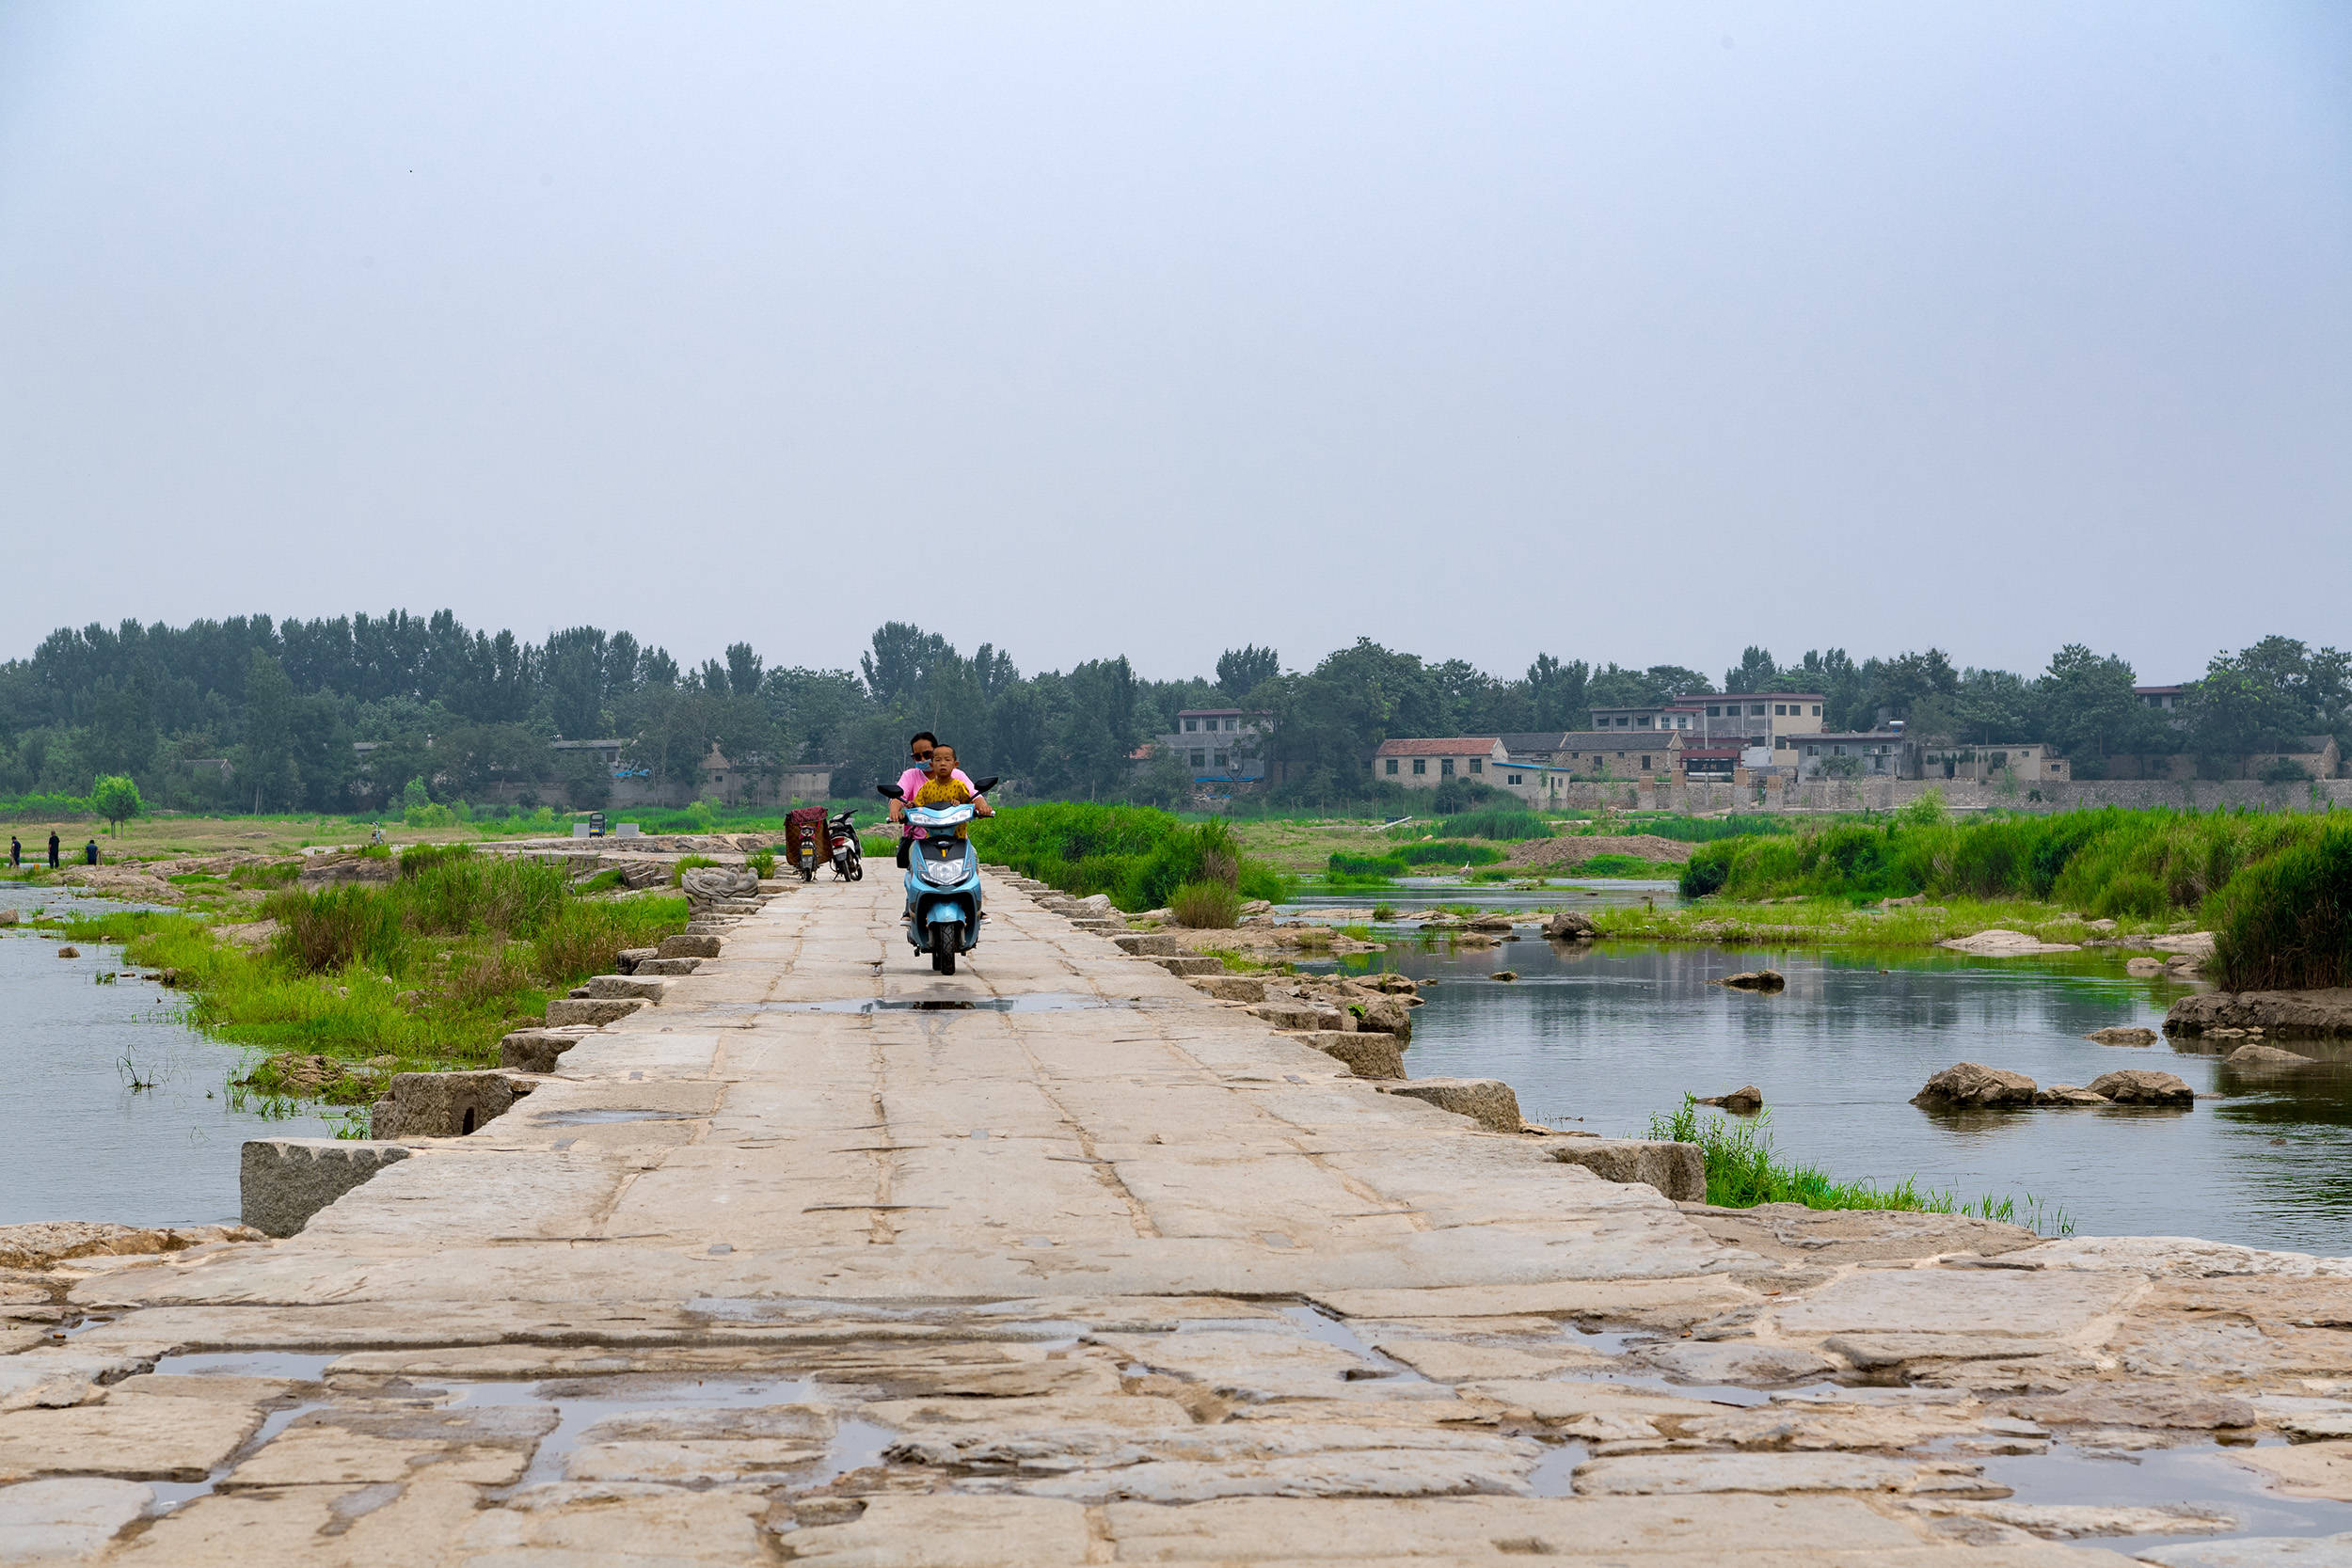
left=1152, top=708, right=1271, bottom=789
left=1912, top=741, right=2072, bottom=784
left=1584, top=704, right=1700, bottom=734
left=1373, top=736, right=1510, bottom=789
left=1488, top=731, right=1682, bottom=801
left=1791, top=731, right=1905, bottom=781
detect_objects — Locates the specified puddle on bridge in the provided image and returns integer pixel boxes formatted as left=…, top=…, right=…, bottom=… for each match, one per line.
left=733, top=992, right=1155, bottom=1015
left=119, top=1324, right=2352, bottom=1545
left=531, top=1107, right=704, bottom=1125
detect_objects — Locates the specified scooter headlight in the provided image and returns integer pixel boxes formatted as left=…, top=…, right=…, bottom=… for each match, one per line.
left=920, top=850, right=968, bottom=883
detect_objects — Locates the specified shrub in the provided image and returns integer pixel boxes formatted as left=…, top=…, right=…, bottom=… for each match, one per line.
left=971, top=803, right=1290, bottom=911
left=265, top=886, right=408, bottom=974
left=672, top=854, right=721, bottom=885
left=749, top=849, right=776, bottom=879
left=1169, top=880, right=1242, bottom=928
left=2261, top=756, right=2314, bottom=784
left=2209, top=822, right=2352, bottom=991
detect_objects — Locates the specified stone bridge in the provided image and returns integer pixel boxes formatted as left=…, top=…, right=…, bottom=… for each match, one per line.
left=5, top=875, right=2351, bottom=1563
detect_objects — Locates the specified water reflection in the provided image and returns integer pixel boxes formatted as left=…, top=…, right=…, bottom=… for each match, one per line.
left=1351, top=935, right=2352, bottom=1254
left=0, top=883, right=337, bottom=1226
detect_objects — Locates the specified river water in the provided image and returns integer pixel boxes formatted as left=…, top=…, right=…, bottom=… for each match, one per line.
left=0, top=884, right=338, bottom=1227
left=1337, top=927, right=2352, bottom=1255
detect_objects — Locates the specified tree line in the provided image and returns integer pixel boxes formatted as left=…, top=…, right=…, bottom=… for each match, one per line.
left=0, top=610, right=2342, bottom=814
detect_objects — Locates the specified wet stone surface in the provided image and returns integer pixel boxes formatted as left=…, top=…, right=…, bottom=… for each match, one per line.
left=8, top=874, right=2352, bottom=1562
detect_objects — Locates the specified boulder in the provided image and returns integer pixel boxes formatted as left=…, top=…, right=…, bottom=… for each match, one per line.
left=1467, top=915, right=1515, bottom=933
left=2034, top=1085, right=2109, bottom=1107
left=1382, top=1078, right=1523, bottom=1134
left=2168, top=989, right=2352, bottom=1041
left=2126, top=957, right=2167, bottom=977
left=659, top=932, right=723, bottom=959
left=1073, top=893, right=1117, bottom=917
left=2086, top=1026, right=2157, bottom=1046
left=55, top=946, right=78, bottom=959
left=1491, top=970, right=1518, bottom=982
left=2226, top=1043, right=2315, bottom=1069
left=1696, top=1085, right=1764, bottom=1113
left=1939, top=928, right=2081, bottom=956
left=1912, top=1063, right=2038, bottom=1108
left=1720, top=970, right=1786, bottom=991
left=1543, top=910, right=1598, bottom=941
left=1352, top=997, right=1414, bottom=1042
left=369, top=1070, right=532, bottom=1137
left=1549, top=1139, right=1707, bottom=1203
left=2086, top=1069, right=2196, bottom=1106
left=240, top=1139, right=412, bottom=1237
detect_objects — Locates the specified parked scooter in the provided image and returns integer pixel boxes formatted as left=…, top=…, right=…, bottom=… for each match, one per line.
left=828, top=808, right=863, bottom=881
left=877, top=776, right=998, bottom=974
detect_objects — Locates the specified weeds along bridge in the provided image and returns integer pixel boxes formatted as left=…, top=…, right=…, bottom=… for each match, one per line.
left=10, top=875, right=2352, bottom=1563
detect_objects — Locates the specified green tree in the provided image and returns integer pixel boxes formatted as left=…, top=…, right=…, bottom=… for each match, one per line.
left=2033, top=644, right=2142, bottom=762
left=2191, top=637, right=2352, bottom=755
left=90, top=773, right=142, bottom=834
left=1216, top=645, right=1280, bottom=701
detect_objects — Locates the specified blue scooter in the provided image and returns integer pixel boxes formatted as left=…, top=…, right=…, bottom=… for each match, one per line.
left=877, top=776, right=998, bottom=974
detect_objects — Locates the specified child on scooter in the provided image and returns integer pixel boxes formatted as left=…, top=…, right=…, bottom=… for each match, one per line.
left=910, top=743, right=993, bottom=832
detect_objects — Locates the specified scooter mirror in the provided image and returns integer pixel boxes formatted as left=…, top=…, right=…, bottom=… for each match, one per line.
left=969, top=777, right=1001, bottom=795
left=876, top=784, right=905, bottom=799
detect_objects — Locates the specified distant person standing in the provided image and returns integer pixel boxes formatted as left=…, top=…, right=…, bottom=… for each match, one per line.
left=8, top=835, right=19, bottom=867
left=85, top=839, right=99, bottom=866
left=47, top=831, right=60, bottom=868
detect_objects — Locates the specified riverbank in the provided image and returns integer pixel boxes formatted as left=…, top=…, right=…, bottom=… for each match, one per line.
left=12, top=846, right=692, bottom=1112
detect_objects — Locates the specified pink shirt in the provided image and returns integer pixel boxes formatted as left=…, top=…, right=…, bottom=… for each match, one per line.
left=899, top=765, right=975, bottom=802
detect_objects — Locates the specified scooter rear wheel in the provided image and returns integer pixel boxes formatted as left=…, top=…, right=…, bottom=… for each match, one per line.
left=930, top=922, right=960, bottom=975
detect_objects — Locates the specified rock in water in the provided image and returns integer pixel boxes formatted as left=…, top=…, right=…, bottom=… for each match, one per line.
left=2086, top=1026, right=2158, bottom=1046
left=2086, top=1069, right=2196, bottom=1106
left=1543, top=910, right=1597, bottom=941
left=2225, top=1043, right=2315, bottom=1069
left=1697, top=1085, right=1765, bottom=1113
left=1913, top=1063, right=2038, bottom=1108
left=1491, top=970, right=1518, bottom=982
left=2034, top=1085, right=2109, bottom=1106
left=1939, top=928, right=2081, bottom=956
left=1720, top=970, right=1786, bottom=991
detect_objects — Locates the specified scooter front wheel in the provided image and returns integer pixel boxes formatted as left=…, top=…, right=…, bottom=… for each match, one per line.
left=930, top=922, right=960, bottom=975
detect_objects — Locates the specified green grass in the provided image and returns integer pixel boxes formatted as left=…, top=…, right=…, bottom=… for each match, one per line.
left=1389, top=808, right=1550, bottom=842
left=972, top=803, right=1292, bottom=911
left=40, top=849, right=691, bottom=1098
left=2208, top=820, right=2352, bottom=990
left=1559, top=854, right=1660, bottom=878
left=1677, top=805, right=2350, bottom=981
left=1586, top=895, right=2148, bottom=948
left=1648, top=1096, right=2072, bottom=1233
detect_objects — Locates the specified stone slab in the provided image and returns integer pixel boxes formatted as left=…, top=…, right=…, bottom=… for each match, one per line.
left=1549, top=1139, right=1707, bottom=1202
left=239, top=1139, right=412, bottom=1237
left=1380, top=1077, right=1523, bottom=1133
left=545, top=996, right=644, bottom=1026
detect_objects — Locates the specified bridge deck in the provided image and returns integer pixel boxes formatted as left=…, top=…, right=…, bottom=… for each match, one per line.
left=12, top=876, right=2344, bottom=1562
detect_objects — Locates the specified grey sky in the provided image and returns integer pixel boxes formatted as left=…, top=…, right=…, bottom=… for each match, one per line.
left=3, top=3, right=2346, bottom=689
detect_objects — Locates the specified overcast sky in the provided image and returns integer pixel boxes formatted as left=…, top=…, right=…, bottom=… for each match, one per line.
left=3, top=3, right=2346, bottom=689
